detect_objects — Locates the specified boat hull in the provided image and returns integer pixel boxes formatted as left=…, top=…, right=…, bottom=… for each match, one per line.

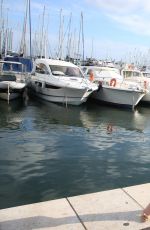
left=0, top=92, right=21, bottom=100
left=28, top=83, right=93, bottom=105
left=0, top=82, right=26, bottom=101
left=123, top=76, right=150, bottom=103
left=92, top=86, right=145, bottom=109
left=141, top=92, right=150, bottom=102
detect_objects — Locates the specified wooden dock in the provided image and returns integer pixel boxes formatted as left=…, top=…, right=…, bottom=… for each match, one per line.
left=0, top=183, right=150, bottom=229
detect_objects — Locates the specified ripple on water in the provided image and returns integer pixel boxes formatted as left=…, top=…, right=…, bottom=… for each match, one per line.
left=1, top=100, right=150, bottom=208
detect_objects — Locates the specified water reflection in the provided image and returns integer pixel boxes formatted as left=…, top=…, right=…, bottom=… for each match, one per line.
left=0, top=97, right=150, bottom=132
left=0, top=98, right=150, bottom=209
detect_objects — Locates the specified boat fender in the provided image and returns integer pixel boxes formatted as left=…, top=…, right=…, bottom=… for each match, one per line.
left=99, top=81, right=102, bottom=86
left=144, top=80, right=147, bottom=89
left=107, top=124, right=113, bottom=133
left=89, top=72, right=94, bottom=82
left=97, top=81, right=102, bottom=91
left=110, top=78, right=116, bottom=87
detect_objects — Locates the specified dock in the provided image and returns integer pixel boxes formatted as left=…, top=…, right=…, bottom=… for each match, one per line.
left=0, top=183, right=150, bottom=230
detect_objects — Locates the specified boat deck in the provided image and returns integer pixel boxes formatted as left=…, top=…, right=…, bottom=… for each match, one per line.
left=0, top=183, right=150, bottom=230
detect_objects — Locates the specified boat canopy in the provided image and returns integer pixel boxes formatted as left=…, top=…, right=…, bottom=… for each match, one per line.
left=3, top=56, right=33, bottom=73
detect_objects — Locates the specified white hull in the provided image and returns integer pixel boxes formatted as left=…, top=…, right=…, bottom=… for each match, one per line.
left=0, top=92, right=21, bottom=100
left=29, top=83, right=93, bottom=105
left=0, top=60, right=28, bottom=101
left=92, top=86, right=145, bottom=109
left=27, top=58, right=98, bottom=105
left=123, top=75, right=150, bottom=103
left=0, top=82, right=26, bottom=101
left=141, top=92, right=150, bottom=102
left=0, top=81, right=26, bottom=90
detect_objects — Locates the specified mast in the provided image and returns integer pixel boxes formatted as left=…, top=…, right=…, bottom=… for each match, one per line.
left=81, top=12, right=84, bottom=63
left=66, top=12, right=72, bottom=59
left=72, top=28, right=76, bottom=59
left=0, top=0, right=3, bottom=19
left=19, top=0, right=29, bottom=56
left=28, top=0, right=32, bottom=57
left=19, top=0, right=32, bottom=57
left=59, top=15, right=64, bottom=59
left=0, top=0, right=3, bottom=56
left=40, top=5, right=45, bottom=58
left=91, top=38, right=94, bottom=59
left=0, top=0, right=4, bottom=57
left=58, top=8, right=62, bottom=59
left=77, top=14, right=81, bottom=61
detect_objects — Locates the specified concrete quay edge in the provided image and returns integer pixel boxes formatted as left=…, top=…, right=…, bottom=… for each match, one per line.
left=0, top=183, right=150, bottom=229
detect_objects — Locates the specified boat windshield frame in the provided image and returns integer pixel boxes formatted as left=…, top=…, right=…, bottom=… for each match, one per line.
left=123, top=70, right=142, bottom=78
left=142, top=72, right=150, bottom=78
left=49, top=65, right=84, bottom=78
left=0, top=61, right=25, bottom=73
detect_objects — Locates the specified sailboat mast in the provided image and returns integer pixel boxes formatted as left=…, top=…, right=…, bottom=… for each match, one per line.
left=19, top=0, right=29, bottom=56
left=0, top=0, right=3, bottom=56
left=81, top=12, right=84, bottom=63
left=28, top=0, right=32, bottom=57
left=66, top=12, right=72, bottom=59
left=59, top=15, right=64, bottom=59
left=77, top=14, right=81, bottom=61
left=40, top=5, right=45, bottom=58
left=91, top=38, right=94, bottom=59
left=58, top=8, right=62, bottom=59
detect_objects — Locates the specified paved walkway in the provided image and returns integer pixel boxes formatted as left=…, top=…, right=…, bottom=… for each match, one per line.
left=0, top=183, right=150, bottom=229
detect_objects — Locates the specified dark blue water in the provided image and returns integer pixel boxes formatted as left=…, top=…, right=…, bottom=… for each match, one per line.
left=0, top=98, right=150, bottom=209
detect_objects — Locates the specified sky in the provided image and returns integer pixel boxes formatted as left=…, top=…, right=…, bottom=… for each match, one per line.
left=2, top=0, right=150, bottom=63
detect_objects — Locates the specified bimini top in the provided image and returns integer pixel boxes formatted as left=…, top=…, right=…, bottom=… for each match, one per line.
left=0, top=60, right=24, bottom=73
left=35, top=58, right=78, bottom=68
left=3, top=56, right=33, bottom=72
left=0, top=60, right=22, bottom=65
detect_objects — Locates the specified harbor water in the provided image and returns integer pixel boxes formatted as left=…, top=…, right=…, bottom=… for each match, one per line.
left=0, top=98, right=150, bottom=209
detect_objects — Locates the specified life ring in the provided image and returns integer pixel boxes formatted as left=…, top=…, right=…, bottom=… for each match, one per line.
left=110, top=78, right=116, bottom=87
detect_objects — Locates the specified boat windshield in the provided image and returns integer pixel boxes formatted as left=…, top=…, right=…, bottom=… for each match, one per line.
left=123, top=70, right=142, bottom=78
left=50, top=65, right=84, bottom=78
left=142, top=72, right=150, bottom=78
left=0, top=62, right=23, bottom=73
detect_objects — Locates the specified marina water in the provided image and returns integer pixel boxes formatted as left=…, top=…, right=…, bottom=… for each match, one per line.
left=0, top=98, right=150, bottom=209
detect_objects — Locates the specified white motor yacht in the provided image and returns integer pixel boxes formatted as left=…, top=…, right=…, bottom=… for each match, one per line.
left=121, top=66, right=150, bottom=103
left=82, top=66, right=146, bottom=109
left=0, top=61, right=26, bottom=102
left=27, top=59, right=98, bottom=105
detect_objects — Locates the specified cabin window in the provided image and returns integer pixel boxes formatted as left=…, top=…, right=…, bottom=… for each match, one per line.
left=45, top=83, right=61, bottom=89
left=132, top=72, right=141, bottom=77
left=123, top=71, right=141, bottom=78
left=35, top=81, right=42, bottom=87
left=35, top=63, right=49, bottom=74
left=3, top=63, right=22, bottom=72
left=81, top=67, right=87, bottom=73
left=87, top=69, right=93, bottom=75
left=143, top=73, right=150, bottom=78
left=49, top=65, right=84, bottom=78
